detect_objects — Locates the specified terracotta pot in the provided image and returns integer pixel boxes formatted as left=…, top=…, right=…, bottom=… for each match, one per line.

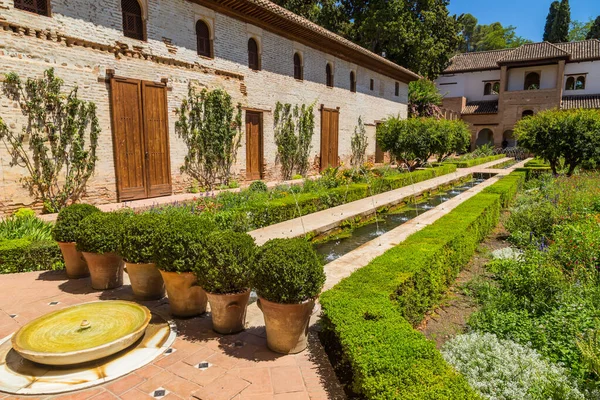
left=57, top=242, right=89, bottom=279
left=257, top=297, right=315, bottom=354
left=125, top=261, right=165, bottom=300
left=159, top=270, right=207, bottom=318
left=206, top=289, right=251, bottom=334
left=82, top=252, right=124, bottom=290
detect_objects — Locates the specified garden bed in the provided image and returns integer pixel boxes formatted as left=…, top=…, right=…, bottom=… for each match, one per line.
left=319, top=171, right=525, bottom=399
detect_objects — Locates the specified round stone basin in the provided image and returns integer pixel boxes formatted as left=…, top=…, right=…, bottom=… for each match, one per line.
left=11, top=300, right=151, bottom=366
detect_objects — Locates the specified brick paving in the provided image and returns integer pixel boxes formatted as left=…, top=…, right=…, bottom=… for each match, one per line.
left=0, top=272, right=345, bottom=400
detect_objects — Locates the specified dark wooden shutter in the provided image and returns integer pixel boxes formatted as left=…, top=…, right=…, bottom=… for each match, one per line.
left=326, top=64, right=333, bottom=87
left=245, top=112, right=263, bottom=180
left=196, top=20, right=211, bottom=57
left=110, top=78, right=147, bottom=201
left=320, top=107, right=339, bottom=170
left=350, top=71, right=356, bottom=93
left=248, top=39, right=259, bottom=70
left=294, top=53, right=303, bottom=80
left=142, top=82, right=172, bottom=198
left=329, top=109, right=339, bottom=167
left=121, top=0, right=144, bottom=40
left=14, top=0, right=49, bottom=15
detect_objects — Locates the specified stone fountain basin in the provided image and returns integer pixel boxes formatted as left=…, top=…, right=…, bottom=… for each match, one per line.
left=11, top=300, right=151, bottom=366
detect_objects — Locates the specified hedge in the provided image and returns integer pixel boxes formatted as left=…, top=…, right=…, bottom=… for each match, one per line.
left=0, top=239, right=64, bottom=274
left=319, top=171, right=525, bottom=399
left=209, top=165, right=457, bottom=231
left=450, top=154, right=505, bottom=168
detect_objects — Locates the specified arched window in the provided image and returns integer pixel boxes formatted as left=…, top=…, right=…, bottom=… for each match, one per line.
left=576, top=76, right=586, bottom=90
left=395, top=82, right=400, bottom=97
left=293, top=53, right=303, bottom=80
left=121, top=0, right=145, bottom=40
left=522, top=110, right=534, bottom=118
left=484, top=82, right=492, bottom=95
left=326, top=63, right=333, bottom=87
left=565, top=76, right=575, bottom=90
left=492, top=82, right=500, bottom=94
left=350, top=71, right=356, bottom=93
left=196, top=20, right=211, bottom=57
left=248, top=38, right=260, bottom=71
left=14, top=0, right=49, bottom=16
left=475, top=129, right=494, bottom=148
left=524, top=72, right=540, bottom=90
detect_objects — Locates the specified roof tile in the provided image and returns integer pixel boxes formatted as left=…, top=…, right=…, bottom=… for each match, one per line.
left=561, top=94, right=600, bottom=110
left=497, top=42, right=569, bottom=64
left=462, top=100, right=499, bottom=114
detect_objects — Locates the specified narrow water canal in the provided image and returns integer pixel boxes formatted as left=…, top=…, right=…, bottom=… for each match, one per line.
left=314, top=176, right=488, bottom=263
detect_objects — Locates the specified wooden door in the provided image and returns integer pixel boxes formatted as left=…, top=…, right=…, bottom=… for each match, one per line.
left=320, top=107, right=339, bottom=171
left=110, top=78, right=172, bottom=201
left=245, top=111, right=263, bottom=180
left=110, top=78, right=147, bottom=201
left=142, top=81, right=172, bottom=197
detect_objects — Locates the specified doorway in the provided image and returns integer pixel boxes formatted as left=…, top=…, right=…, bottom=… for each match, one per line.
left=320, top=106, right=339, bottom=171
left=245, top=111, right=263, bottom=180
left=110, top=77, right=172, bottom=201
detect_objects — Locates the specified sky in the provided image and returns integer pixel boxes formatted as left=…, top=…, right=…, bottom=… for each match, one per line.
left=447, top=0, right=600, bottom=42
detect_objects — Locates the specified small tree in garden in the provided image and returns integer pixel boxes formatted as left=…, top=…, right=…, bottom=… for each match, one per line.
left=431, top=119, right=471, bottom=162
left=350, top=116, right=368, bottom=169
left=273, top=101, right=315, bottom=179
left=408, top=78, right=443, bottom=118
left=175, top=86, right=242, bottom=189
left=514, top=109, right=600, bottom=176
left=0, top=68, right=99, bottom=213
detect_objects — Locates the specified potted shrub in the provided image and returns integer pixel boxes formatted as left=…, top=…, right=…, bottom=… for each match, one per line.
left=253, top=238, right=325, bottom=354
left=52, top=204, right=101, bottom=278
left=194, top=230, right=256, bottom=334
left=118, top=213, right=165, bottom=300
left=75, top=212, right=129, bottom=290
left=153, top=213, right=216, bottom=318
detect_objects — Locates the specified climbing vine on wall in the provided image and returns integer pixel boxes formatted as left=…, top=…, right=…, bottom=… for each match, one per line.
left=273, top=101, right=315, bottom=180
left=350, top=116, right=368, bottom=169
left=0, top=68, right=99, bottom=213
left=175, top=86, right=242, bottom=189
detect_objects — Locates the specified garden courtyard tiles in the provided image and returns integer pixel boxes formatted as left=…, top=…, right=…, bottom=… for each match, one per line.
left=0, top=273, right=344, bottom=399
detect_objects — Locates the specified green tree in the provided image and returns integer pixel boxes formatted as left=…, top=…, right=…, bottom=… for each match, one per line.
left=548, top=0, right=570, bottom=43
left=471, top=22, right=531, bottom=51
left=514, top=109, right=600, bottom=176
left=0, top=69, right=99, bottom=213
left=543, top=1, right=560, bottom=41
left=458, top=13, right=478, bottom=52
left=587, top=16, right=600, bottom=39
left=175, top=86, right=242, bottom=189
left=569, top=19, right=594, bottom=41
left=408, top=78, right=442, bottom=118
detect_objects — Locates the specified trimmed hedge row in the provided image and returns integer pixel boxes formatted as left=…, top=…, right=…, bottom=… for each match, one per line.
left=0, top=239, right=64, bottom=274
left=210, top=165, right=457, bottom=231
left=449, top=154, right=505, bottom=168
left=319, top=171, right=526, bottom=399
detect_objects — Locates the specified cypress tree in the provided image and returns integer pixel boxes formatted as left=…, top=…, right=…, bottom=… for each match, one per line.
left=587, top=16, right=600, bottom=40
left=543, top=1, right=559, bottom=41
left=549, top=0, right=570, bottom=43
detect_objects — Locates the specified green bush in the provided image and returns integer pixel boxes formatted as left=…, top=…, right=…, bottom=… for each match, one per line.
left=0, top=212, right=53, bottom=242
left=248, top=180, right=268, bottom=193
left=449, top=154, right=505, bottom=168
left=75, top=212, right=129, bottom=254
left=194, top=230, right=255, bottom=293
left=152, top=213, right=216, bottom=273
left=253, top=238, right=324, bottom=303
left=53, top=204, right=101, bottom=242
left=0, top=238, right=63, bottom=274
left=118, top=213, right=163, bottom=264
left=319, top=172, right=523, bottom=399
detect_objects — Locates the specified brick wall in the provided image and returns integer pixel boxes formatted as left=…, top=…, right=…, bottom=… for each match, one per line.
left=0, top=0, right=409, bottom=213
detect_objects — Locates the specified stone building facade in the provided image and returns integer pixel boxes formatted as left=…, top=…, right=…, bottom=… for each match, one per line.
left=435, top=40, right=600, bottom=149
left=0, top=0, right=418, bottom=211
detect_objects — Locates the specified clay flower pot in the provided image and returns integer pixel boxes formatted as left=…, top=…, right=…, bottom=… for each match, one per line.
left=82, top=252, right=124, bottom=290
left=159, top=270, right=207, bottom=318
left=206, top=289, right=251, bottom=334
left=257, top=297, right=315, bottom=354
left=57, top=242, right=89, bottom=279
left=125, top=262, right=165, bottom=300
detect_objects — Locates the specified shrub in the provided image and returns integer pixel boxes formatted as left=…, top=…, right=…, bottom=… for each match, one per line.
left=292, top=174, right=303, bottom=180
left=52, top=204, right=101, bottom=243
left=0, top=238, right=63, bottom=274
left=253, top=238, right=324, bottom=303
left=248, top=180, right=268, bottom=193
left=442, top=332, right=584, bottom=400
left=350, top=116, right=368, bottom=168
left=408, top=78, right=443, bottom=118
left=194, top=230, right=256, bottom=293
left=0, top=212, right=53, bottom=242
left=75, top=212, right=129, bottom=254
left=153, top=213, right=216, bottom=273
left=273, top=102, right=316, bottom=179
left=118, top=213, right=163, bottom=264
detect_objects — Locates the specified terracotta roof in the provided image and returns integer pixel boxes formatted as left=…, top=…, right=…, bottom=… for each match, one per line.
left=193, top=0, right=420, bottom=83
left=497, top=42, right=569, bottom=64
left=561, top=94, right=600, bottom=110
left=444, top=49, right=513, bottom=73
left=462, top=100, right=499, bottom=114
left=443, top=39, right=600, bottom=74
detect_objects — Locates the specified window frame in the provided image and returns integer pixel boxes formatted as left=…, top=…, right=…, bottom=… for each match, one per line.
left=293, top=52, right=303, bottom=81
left=13, top=0, right=51, bottom=16
left=326, top=63, right=334, bottom=88
left=121, top=0, right=146, bottom=41
left=575, top=76, right=586, bottom=90
left=248, top=38, right=260, bottom=71
left=524, top=71, right=541, bottom=91
left=195, top=19, right=213, bottom=58
left=370, top=78, right=374, bottom=91
left=395, top=82, right=399, bottom=97
left=483, top=82, right=492, bottom=95
left=350, top=71, right=356, bottom=93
